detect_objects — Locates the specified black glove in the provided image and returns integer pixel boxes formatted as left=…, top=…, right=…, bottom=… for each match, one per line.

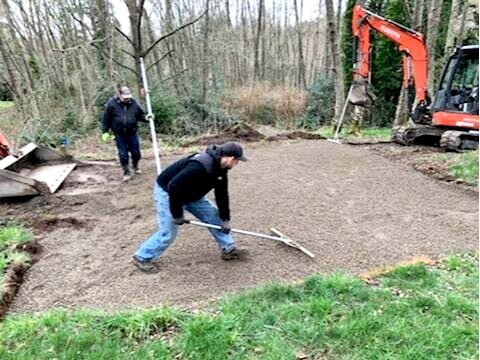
left=172, top=217, right=188, bottom=225
left=220, top=220, right=231, bottom=234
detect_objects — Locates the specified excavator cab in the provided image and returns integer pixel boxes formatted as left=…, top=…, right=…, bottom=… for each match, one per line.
left=431, top=45, right=479, bottom=149
left=432, top=46, right=479, bottom=117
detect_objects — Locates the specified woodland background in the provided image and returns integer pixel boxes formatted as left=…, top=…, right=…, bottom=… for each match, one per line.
left=0, top=0, right=478, bottom=146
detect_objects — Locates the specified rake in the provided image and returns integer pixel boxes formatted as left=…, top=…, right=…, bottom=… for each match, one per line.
left=186, top=220, right=315, bottom=258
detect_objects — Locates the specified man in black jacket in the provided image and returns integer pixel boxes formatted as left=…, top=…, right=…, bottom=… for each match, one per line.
left=102, top=86, right=146, bottom=182
left=133, top=141, right=248, bottom=273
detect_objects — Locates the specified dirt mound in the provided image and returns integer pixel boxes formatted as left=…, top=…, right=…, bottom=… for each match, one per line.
left=184, top=123, right=264, bottom=146
left=266, top=131, right=325, bottom=141
left=184, top=123, right=325, bottom=146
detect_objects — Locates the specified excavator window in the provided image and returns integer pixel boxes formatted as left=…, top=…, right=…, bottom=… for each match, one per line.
left=440, top=51, right=479, bottom=113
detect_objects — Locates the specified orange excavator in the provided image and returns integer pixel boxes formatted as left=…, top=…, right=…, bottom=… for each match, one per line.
left=350, top=4, right=479, bottom=150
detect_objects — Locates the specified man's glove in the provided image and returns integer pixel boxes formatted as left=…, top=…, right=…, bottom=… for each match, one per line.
left=101, top=132, right=112, bottom=142
left=220, top=220, right=231, bottom=234
left=172, top=217, right=188, bottom=225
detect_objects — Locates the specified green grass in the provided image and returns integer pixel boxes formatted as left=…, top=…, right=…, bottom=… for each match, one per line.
left=0, top=225, right=33, bottom=251
left=317, top=126, right=391, bottom=141
left=449, top=151, right=479, bottom=185
left=0, top=254, right=477, bottom=359
left=0, top=225, right=32, bottom=285
left=0, top=101, right=14, bottom=110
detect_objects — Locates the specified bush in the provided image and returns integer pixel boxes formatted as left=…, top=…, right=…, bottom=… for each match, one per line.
left=297, top=75, right=335, bottom=130
left=219, top=84, right=306, bottom=128
left=368, top=98, right=397, bottom=127
left=251, top=102, right=277, bottom=125
left=182, top=96, right=238, bottom=135
left=150, top=91, right=182, bottom=135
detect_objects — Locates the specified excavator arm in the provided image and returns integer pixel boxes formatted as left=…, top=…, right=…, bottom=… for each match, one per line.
left=351, top=4, right=430, bottom=123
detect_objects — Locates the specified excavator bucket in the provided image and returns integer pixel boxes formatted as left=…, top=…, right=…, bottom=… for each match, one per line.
left=349, top=80, right=377, bottom=106
left=0, top=143, right=76, bottom=198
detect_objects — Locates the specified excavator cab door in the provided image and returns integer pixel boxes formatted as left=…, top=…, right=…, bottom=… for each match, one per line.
left=432, top=46, right=479, bottom=117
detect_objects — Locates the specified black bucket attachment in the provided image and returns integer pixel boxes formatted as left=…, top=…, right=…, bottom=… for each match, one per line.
left=0, top=143, right=76, bottom=198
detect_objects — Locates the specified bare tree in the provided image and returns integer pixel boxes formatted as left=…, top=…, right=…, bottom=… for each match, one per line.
left=253, top=0, right=264, bottom=81
left=443, top=0, right=466, bottom=57
left=325, top=0, right=345, bottom=120
left=201, top=0, right=210, bottom=110
left=426, top=0, right=444, bottom=95
left=293, top=0, right=307, bottom=88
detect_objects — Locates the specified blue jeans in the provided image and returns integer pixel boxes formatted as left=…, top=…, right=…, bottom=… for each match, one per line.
left=135, top=184, right=236, bottom=261
left=115, top=133, right=141, bottom=167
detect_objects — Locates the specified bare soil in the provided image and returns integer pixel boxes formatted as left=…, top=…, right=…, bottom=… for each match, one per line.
left=2, top=139, right=478, bottom=314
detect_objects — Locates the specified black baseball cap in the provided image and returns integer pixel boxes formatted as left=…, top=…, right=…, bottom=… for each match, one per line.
left=219, top=141, right=248, bottom=161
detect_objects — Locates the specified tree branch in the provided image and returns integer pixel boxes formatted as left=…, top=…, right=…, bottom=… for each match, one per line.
left=115, top=26, right=133, bottom=45
left=151, top=68, right=190, bottom=90
left=53, top=35, right=112, bottom=53
left=70, top=13, right=94, bottom=37
left=142, top=9, right=207, bottom=57
left=90, top=43, right=137, bottom=74
left=120, top=47, right=136, bottom=58
left=146, top=50, right=174, bottom=71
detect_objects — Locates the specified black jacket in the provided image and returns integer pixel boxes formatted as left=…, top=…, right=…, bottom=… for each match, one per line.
left=102, top=96, right=145, bottom=136
left=157, top=145, right=230, bottom=221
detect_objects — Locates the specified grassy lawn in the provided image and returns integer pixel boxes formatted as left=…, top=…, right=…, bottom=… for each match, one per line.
left=0, top=101, right=14, bottom=110
left=449, top=150, right=479, bottom=185
left=0, top=225, right=32, bottom=279
left=0, top=253, right=477, bottom=359
left=317, top=126, right=391, bottom=141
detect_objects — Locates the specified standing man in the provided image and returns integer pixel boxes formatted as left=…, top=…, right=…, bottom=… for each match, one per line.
left=133, top=141, right=248, bottom=273
left=102, top=86, right=146, bottom=182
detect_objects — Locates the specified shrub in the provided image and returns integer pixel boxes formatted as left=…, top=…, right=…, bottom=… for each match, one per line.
left=297, top=75, right=335, bottom=130
left=150, top=91, right=182, bottom=135
left=219, top=84, right=306, bottom=128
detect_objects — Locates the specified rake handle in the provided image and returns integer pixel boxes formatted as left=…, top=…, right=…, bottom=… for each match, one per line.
left=187, top=220, right=291, bottom=243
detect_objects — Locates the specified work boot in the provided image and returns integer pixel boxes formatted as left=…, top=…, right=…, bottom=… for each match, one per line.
left=221, top=247, right=248, bottom=261
left=133, top=164, right=142, bottom=175
left=122, top=166, right=131, bottom=182
left=132, top=255, right=159, bottom=273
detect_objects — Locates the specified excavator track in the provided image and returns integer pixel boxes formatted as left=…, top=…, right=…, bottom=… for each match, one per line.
left=440, top=130, right=479, bottom=151
left=392, top=126, right=443, bottom=146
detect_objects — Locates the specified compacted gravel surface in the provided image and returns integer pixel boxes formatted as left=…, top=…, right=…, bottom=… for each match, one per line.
left=3, top=139, right=478, bottom=314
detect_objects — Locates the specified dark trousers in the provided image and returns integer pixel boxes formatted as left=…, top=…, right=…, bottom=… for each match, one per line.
left=115, top=133, right=141, bottom=167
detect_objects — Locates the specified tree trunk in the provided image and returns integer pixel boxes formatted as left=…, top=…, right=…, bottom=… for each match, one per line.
left=144, top=9, right=164, bottom=81
left=443, top=0, right=465, bottom=57
left=201, top=0, right=210, bottom=113
left=124, top=0, right=143, bottom=94
left=426, top=0, right=444, bottom=95
left=325, top=0, right=345, bottom=121
left=293, top=0, right=306, bottom=88
left=253, top=0, right=264, bottom=81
